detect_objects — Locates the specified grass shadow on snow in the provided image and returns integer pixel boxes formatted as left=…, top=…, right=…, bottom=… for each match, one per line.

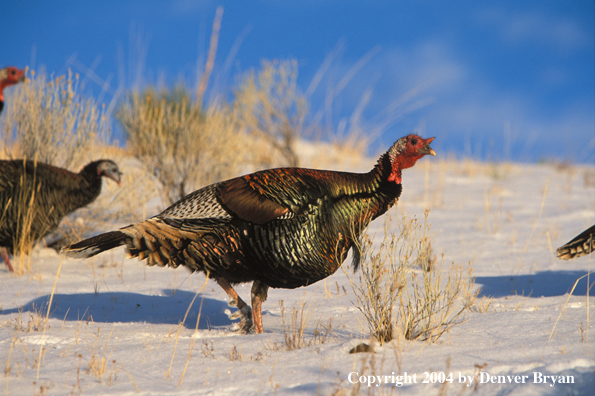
left=1, top=290, right=232, bottom=329
left=476, top=270, right=593, bottom=298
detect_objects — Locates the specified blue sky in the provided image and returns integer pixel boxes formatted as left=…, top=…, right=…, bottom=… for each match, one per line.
left=2, top=0, right=594, bottom=163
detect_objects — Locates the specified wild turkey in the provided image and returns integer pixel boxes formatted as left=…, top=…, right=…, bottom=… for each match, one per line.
left=556, top=225, right=595, bottom=260
left=63, top=134, right=436, bottom=333
left=0, top=66, right=26, bottom=114
left=0, top=159, right=122, bottom=272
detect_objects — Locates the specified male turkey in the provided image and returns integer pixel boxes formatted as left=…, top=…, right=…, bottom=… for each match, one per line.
left=0, top=66, right=26, bottom=114
left=0, top=159, right=122, bottom=272
left=63, top=134, right=435, bottom=333
left=556, top=225, right=595, bottom=260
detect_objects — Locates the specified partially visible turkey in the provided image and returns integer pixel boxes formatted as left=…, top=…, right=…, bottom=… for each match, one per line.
left=63, top=134, right=435, bottom=333
left=0, top=66, right=26, bottom=114
left=0, top=159, right=122, bottom=272
left=556, top=225, right=595, bottom=260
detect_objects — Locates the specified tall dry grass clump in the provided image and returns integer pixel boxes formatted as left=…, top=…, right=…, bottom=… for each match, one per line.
left=117, top=86, right=250, bottom=207
left=0, top=69, right=109, bottom=170
left=348, top=210, right=477, bottom=345
left=117, top=59, right=309, bottom=208
left=234, top=59, right=307, bottom=168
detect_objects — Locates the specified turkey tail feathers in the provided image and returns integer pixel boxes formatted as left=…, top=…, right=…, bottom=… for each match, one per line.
left=62, top=231, right=127, bottom=259
left=556, top=225, right=595, bottom=260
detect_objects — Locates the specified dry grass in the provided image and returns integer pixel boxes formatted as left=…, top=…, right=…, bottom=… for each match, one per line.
left=201, top=340, right=215, bottom=358
left=36, top=256, right=64, bottom=380
left=348, top=209, right=477, bottom=345
left=0, top=69, right=109, bottom=169
left=279, top=299, right=316, bottom=351
left=347, top=233, right=405, bottom=344
left=263, top=298, right=334, bottom=352
left=279, top=300, right=333, bottom=351
left=549, top=271, right=592, bottom=342
left=399, top=257, right=477, bottom=343
left=116, top=58, right=327, bottom=209
left=7, top=304, right=47, bottom=333
left=224, top=344, right=243, bottom=361
left=85, top=327, right=119, bottom=384
left=471, top=297, right=494, bottom=313
left=234, top=59, right=307, bottom=168
left=346, top=211, right=422, bottom=345
left=117, top=86, right=251, bottom=207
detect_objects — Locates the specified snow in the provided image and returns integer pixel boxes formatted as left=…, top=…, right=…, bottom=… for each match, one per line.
left=1, top=153, right=593, bottom=396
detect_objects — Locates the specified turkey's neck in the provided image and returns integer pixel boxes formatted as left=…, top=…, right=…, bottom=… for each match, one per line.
left=356, top=153, right=403, bottom=223
left=360, top=152, right=402, bottom=199
left=73, top=167, right=103, bottom=208
left=330, top=153, right=402, bottom=222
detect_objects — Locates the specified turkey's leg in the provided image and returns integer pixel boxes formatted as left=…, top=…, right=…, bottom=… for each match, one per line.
left=0, top=248, right=14, bottom=272
left=216, top=277, right=253, bottom=333
left=251, top=280, right=269, bottom=334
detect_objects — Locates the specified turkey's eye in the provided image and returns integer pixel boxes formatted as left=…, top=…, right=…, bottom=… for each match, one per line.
left=10, top=70, right=15, bottom=75
left=411, top=138, right=418, bottom=145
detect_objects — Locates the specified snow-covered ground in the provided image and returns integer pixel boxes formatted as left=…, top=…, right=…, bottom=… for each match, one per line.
left=1, top=152, right=593, bottom=396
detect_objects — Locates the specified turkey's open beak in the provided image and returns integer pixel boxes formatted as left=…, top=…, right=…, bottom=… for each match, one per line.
left=422, top=137, right=436, bottom=157
left=18, top=67, right=28, bottom=83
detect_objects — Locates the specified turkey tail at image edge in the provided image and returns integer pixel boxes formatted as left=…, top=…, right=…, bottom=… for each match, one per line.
left=556, top=225, right=595, bottom=260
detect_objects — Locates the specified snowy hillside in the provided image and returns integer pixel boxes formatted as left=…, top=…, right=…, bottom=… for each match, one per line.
left=1, top=154, right=593, bottom=396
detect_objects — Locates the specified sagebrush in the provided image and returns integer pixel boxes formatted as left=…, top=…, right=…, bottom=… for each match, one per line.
left=349, top=209, right=477, bottom=345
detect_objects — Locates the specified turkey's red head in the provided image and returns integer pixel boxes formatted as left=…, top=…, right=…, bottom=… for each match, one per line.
left=0, top=67, right=26, bottom=101
left=387, top=134, right=436, bottom=184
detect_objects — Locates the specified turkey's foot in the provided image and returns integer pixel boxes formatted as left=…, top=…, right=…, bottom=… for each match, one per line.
left=216, top=277, right=253, bottom=333
left=225, top=305, right=253, bottom=333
